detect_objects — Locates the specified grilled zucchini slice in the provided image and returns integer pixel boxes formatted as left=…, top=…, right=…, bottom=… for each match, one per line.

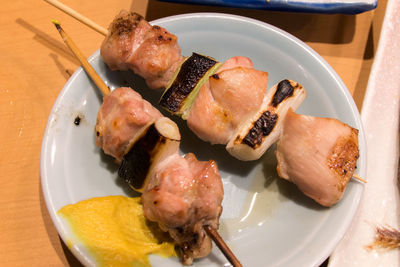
left=118, top=117, right=181, bottom=192
left=159, top=53, right=221, bottom=119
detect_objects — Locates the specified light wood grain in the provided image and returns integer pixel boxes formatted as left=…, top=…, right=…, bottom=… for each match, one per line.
left=0, top=0, right=386, bottom=266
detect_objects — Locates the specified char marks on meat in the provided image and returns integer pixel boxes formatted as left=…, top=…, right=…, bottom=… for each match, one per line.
left=142, top=153, right=223, bottom=265
left=187, top=56, right=268, bottom=144
left=95, top=87, right=162, bottom=162
left=101, top=10, right=184, bottom=89
left=95, top=86, right=224, bottom=264
left=275, top=109, right=359, bottom=207
left=110, top=12, right=142, bottom=36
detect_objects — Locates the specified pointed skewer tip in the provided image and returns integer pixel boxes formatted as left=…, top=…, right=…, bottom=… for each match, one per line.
left=51, top=19, right=61, bottom=30
left=353, top=173, right=367, bottom=183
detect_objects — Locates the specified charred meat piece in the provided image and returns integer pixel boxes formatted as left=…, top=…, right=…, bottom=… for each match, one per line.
left=95, top=86, right=224, bottom=264
left=142, top=153, right=223, bottom=265
left=187, top=56, right=268, bottom=145
left=95, top=87, right=162, bottom=162
left=100, top=10, right=184, bottom=89
left=100, top=11, right=150, bottom=71
left=275, top=109, right=359, bottom=207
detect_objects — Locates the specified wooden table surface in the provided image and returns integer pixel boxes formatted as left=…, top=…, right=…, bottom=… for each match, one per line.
left=0, top=0, right=388, bottom=266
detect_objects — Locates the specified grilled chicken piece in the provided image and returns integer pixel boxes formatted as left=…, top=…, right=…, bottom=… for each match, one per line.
left=100, top=10, right=184, bottom=89
left=187, top=56, right=268, bottom=144
left=100, top=11, right=151, bottom=71
left=95, top=87, right=162, bottom=161
left=275, top=109, right=359, bottom=207
left=96, top=87, right=224, bottom=264
left=142, top=153, right=223, bottom=265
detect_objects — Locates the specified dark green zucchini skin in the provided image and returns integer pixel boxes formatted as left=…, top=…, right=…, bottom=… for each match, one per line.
left=118, top=123, right=161, bottom=191
left=159, top=53, right=220, bottom=116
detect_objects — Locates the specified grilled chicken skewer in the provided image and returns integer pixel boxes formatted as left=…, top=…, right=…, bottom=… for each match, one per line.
left=45, top=4, right=306, bottom=161
left=52, top=20, right=242, bottom=266
left=97, top=11, right=364, bottom=203
left=105, top=13, right=361, bottom=207
left=48, top=3, right=362, bottom=208
left=99, top=11, right=307, bottom=162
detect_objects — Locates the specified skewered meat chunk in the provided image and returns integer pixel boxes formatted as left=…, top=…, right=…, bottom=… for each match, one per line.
left=95, top=87, right=162, bottom=162
left=227, top=79, right=306, bottom=161
left=99, top=14, right=309, bottom=162
left=95, top=86, right=224, bottom=264
left=142, top=153, right=223, bottom=265
left=275, top=109, right=359, bottom=207
left=100, top=11, right=150, bottom=71
left=187, top=56, right=268, bottom=144
left=101, top=10, right=184, bottom=89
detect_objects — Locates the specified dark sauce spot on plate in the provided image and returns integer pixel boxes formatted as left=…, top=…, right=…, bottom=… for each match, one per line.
left=74, top=116, right=81, bottom=126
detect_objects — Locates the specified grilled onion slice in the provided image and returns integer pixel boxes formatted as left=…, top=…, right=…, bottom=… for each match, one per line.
left=118, top=117, right=181, bottom=192
left=159, top=53, right=222, bottom=119
left=226, top=79, right=306, bottom=161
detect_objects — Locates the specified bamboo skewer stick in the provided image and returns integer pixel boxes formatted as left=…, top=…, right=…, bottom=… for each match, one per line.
left=52, top=20, right=242, bottom=267
left=52, top=20, right=110, bottom=96
left=204, top=225, right=243, bottom=267
left=353, top=173, right=367, bottom=183
left=45, top=0, right=108, bottom=36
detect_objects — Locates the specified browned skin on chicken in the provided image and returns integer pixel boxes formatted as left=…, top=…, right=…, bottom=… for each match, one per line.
left=187, top=56, right=268, bottom=144
left=95, top=87, right=162, bottom=161
left=96, top=87, right=224, bottom=264
left=142, top=153, right=223, bottom=265
left=100, top=10, right=184, bottom=89
left=275, top=109, right=359, bottom=207
left=100, top=11, right=150, bottom=71
left=101, top=14, right=269, bottom=145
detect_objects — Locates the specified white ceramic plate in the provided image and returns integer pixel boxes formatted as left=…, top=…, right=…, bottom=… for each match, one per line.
left=41, top=13, right=366, bottom=267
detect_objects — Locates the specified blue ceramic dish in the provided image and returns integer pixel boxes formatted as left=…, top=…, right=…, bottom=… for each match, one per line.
left=157, top=0, right=377, bottom=14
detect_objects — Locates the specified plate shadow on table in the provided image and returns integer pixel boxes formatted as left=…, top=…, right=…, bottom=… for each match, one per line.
left=49, top=53, right=76, bottom=80
left=142, top=0, right=356, bottom=45
left=60, top=238, right=85, bottom=267
left=39, top=175, right=84, bottom=267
